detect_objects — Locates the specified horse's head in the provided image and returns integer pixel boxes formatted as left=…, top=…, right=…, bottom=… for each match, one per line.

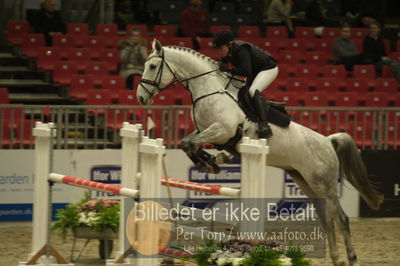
left=137, top=39, right=175, bottom=105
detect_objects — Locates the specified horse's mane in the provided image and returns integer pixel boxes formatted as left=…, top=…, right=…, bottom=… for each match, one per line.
left=164, top=46, right=219, bottom=66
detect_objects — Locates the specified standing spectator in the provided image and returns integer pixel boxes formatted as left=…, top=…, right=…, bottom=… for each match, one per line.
left=332, top=24, right=371, bottom=71
left=117, top=27, right=148, bottom=90
left=363, top=22, right=396, bottom=72
left=266, top=0, right=294, bottom=36
left=180, top=0, right=211, bottom=50
left=31, top=0, right=66, bottom=46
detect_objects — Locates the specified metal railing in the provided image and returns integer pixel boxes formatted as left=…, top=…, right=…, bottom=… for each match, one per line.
left=0, top=105, right=399, bottom=150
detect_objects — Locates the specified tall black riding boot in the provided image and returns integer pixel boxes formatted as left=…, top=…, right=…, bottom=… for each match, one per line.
left=252, top=90, right=273, bottom=138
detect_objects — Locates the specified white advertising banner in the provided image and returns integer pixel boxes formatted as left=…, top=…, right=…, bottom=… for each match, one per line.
left=0, top=149, right=359, bottom=221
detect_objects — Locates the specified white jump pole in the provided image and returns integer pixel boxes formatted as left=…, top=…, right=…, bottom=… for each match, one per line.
left=48, top=173, right=139, bottom=198
left=30, top=122, right=55, bottom=260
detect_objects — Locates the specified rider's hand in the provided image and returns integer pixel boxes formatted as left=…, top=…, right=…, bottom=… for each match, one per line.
left=219, top=62, right=230, bottom=73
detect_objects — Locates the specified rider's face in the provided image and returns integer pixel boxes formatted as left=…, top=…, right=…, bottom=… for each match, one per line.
left=219, top=44, right=230, bottom=57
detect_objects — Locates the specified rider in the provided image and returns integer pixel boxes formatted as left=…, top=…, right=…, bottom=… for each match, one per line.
left=212, top=30, right=278, bottom=138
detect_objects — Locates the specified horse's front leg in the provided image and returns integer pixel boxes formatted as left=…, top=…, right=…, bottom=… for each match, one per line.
left=183, top=122, right=235, bottom=173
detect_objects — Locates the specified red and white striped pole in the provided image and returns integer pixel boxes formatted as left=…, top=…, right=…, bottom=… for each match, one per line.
left=49, top=173, right=139, bottom=198
left=161, top=177, right=240, bottom=198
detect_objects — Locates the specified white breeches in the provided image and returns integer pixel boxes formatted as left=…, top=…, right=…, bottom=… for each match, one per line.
left=248, top=66, right=279, bottom=97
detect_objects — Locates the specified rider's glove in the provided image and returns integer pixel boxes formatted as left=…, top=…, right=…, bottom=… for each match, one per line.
left=219, top=62, right=230, bottom=73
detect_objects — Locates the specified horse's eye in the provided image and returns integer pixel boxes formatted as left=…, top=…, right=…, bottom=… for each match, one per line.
left=150, top=64, right=157, bottom=70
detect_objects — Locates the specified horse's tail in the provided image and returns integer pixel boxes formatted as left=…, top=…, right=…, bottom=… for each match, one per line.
left=328, top=132, right=384, bottom=210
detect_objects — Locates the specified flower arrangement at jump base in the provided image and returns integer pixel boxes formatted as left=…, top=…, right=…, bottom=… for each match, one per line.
left=52, top=193, right=120, bottom=239
left=184, top=240, right=311, bottom=266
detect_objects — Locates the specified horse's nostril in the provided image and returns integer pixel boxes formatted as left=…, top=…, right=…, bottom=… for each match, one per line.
left=139, top=96, right=144, bottom=103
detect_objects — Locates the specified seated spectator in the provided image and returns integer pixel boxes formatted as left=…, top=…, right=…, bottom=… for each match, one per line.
left=180, top=0, right=211, bottom=50
left=117, top=27, right=148, bottom=90
left=31, top=0, right=66, bottom=46
left=332, top=24, right=372, bottom=71
left=266, top=0, right=294, bottom=36
left=363, top=22, right=400, bottom=81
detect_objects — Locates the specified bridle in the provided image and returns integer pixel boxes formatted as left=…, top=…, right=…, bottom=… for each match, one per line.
left=139, top=48, right=218, bottom=99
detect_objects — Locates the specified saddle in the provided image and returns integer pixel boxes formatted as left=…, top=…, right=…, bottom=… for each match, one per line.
left=237, top=85, right=291, bottom=127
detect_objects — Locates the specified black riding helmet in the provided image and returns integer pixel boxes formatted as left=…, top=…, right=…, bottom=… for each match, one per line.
left=212, top=30, right=234, bottom=48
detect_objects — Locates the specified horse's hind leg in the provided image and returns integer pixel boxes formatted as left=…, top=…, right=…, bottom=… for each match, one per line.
left=335, top=198, right=358, bottom=266
left=289, top=171, right=346, bottom=266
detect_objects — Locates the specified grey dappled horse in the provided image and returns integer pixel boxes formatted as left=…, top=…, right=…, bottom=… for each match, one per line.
left=137, top=39, right=383, bottom=266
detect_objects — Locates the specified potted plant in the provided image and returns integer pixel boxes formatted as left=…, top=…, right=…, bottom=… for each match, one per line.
left=52, top=193, right=120, bottom=260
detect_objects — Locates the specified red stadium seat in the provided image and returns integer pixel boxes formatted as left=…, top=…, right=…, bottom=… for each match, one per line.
left=52, top=61, right=78, bottom=85
left=83, top=35, right=107, bottom=58
left=199, top=38, right=213, bottom=50
left=322, top=65, right=346, bottom=79
left=374, top=78, right=398, bottom=93
left=53, top=34, right=77, bottom=58
left=285, top=39, right=307, bottom=52
left=0, top=87, right=9, bottom=104
left=154, top=25, right=176, bottom=38
left=69, top=74, right=95, bottom=101
left=96, top=24, right=118, bottom=36
left=266, top=26, right=287, bottom=39
left=322, top=28, right=340, bottom=39
left=210, top=25, right=231, bottom=35
left=304, top=91, right=329, bottom=106
left=101, top=76, right=125, bottom=100
left=279, top=50, right=301, bottom=64
left=84, top=62, right=110, bottom=85
left=36, top=47, right=61, bottom=71
left=390, top=52, right=400, bottom=62
left=285, top=78, right=310, bottom=92
left=304, top=51, right=328, bottom=66
left=315, top=78, right=341, bottom=93
left=99, top=48, right=120, bottom=72
left=86, top=89, right=112, bottom=114
left=273, top=92, right=300, bottom=106
left=314, top=39, right=334, bottom=53
left=20, top=34, right=45, bottom=58
left=258, top=38, right=280, bottom=54
left=126, top=24, right=148, bottom=36
left=295, top=27, right=315, bottom=39
left=294, top=65, right=318, bottom=78
left=106, top=109, right=136, bottom=129
left=118, top=90, right=140, bottom=106
left=238, top=26, right=260, bottom=38
left=153, top=91, right=176, bottom=105
left=364, top=92, right=389, bottom=107
left=334, top=92, right=358, bottom=106
left=96, top=24, right=119, bottom=47
left=346, top=78, right=370, bottom=93
left=6, top=21, right=29, bottom=45
left=67, top=23, right=89, bottom=36
left=353, top=65, right=375, bottom=79
left=66, top=48, right=91, bottom=70
left=170, top=37, right=193, bottom=48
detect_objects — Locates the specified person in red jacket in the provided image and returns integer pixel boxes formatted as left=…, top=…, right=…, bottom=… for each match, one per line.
left=180, top=0, right=211, bottom=50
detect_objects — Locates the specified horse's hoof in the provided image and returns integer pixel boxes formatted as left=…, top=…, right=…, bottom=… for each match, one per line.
left=206, top=163, right=220, bottom=174
left=215, top=153, right=231, bottom=165
left=334, top=260, right=347, bottom=266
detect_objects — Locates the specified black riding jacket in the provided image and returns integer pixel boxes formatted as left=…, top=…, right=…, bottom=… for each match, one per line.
left=222, top=40, right=277, bottom=84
